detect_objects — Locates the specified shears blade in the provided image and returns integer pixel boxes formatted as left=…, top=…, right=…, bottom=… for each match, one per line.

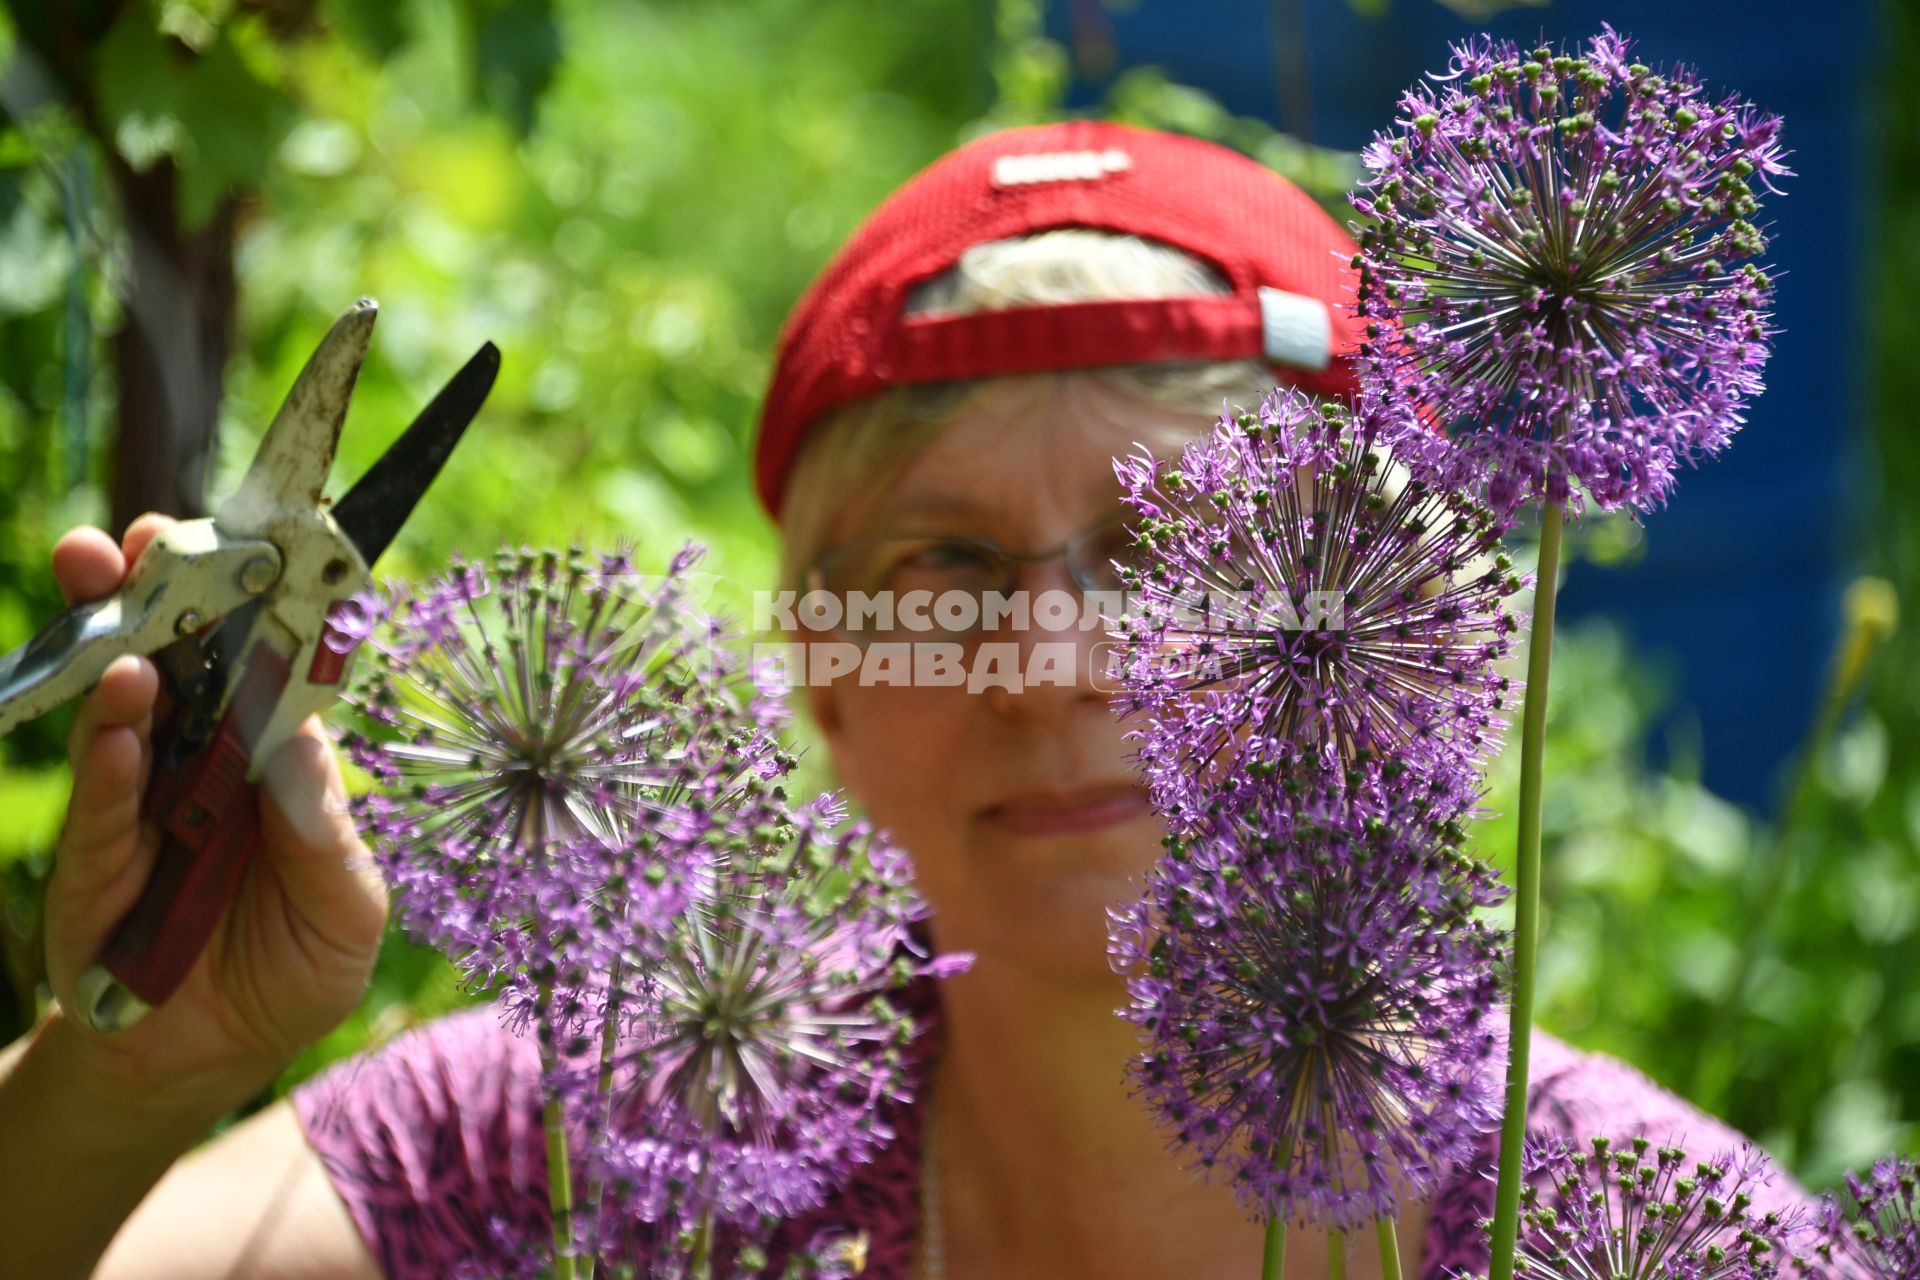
left=217, top=297, right=378, bottom=536
left=329, top=340, right=501, bottom=569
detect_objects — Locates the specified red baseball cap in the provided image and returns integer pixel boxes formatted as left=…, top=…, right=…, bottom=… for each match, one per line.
left=752, top=120, right=1365, bottom=522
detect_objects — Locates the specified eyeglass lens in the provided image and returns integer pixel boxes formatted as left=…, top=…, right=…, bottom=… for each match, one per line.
left=808, top=512, right=1141, bottom=643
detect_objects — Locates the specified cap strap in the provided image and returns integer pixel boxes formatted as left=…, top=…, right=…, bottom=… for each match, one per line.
left=887, top=296, right=1266, bottom=383
left=1257, top=287, right=1332, bottom=371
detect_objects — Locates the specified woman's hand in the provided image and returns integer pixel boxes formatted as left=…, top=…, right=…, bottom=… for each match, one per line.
left=39, top=513, right=390, bottom=1117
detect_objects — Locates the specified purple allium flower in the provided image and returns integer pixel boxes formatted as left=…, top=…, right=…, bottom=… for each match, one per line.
left=1109, top=386, right=1523, bottom=831
left=335, top=544, right=966, bottom=1280
left=321, top=589, right=380, bottom=654
left=1351, top=26, right=1789, bottom=517
left=1483, top=1135, right=1805, bottom=1280
left=575, top=794, right=967, bottom=1236
left=340, top=542, right=795, bottom=996
left=1809, top=1157, right=1920, bottom=1280
left=1107, top=767, right=1509, bottom=1229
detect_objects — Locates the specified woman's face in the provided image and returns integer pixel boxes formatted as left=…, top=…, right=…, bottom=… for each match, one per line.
left=801, top=374, right=1203, bottom=981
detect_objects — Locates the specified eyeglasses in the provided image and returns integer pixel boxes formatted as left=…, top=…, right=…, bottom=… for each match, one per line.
left=801, top=508, right=1141, bottom=646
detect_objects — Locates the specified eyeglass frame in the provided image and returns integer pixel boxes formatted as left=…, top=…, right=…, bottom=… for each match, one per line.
left=796, top=507, right=1139, bottom=647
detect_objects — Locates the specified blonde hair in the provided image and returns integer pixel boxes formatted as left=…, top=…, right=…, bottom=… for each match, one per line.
left=773, top=229, right=1281, bottom=597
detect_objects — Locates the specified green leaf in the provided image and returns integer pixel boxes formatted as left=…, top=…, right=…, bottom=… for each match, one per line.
left=157, top=0, right=235, bottom=53
left=94, top=10, right=187, bottom=168
left=322, top=0, right=413, bottom=61
left=171, top=27, right=298, bottom=227
left=92, top=9, right=298, bottom=229
left=473, top=0, right=559, bottom=136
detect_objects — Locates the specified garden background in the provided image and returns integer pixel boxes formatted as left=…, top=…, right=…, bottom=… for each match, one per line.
left=0, top=0, right=1913, bottom=1199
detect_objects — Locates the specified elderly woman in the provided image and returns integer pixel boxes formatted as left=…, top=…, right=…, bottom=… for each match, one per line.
left=0, top=122, right=1806, bottom=1280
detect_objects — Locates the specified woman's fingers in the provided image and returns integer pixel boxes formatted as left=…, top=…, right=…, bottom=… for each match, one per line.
left=40, top=516, right=387, bottom=1036
left=256, top=719, right=389, bottom=958
left=119, top=512, right=175, bottom=570
left=65, top=654, right=157, bottom=778
left=47, top=656, right=163, bottom=968
left=48, top=514, right=175, bottom=608
left=49, top=527, right=126, bottom=607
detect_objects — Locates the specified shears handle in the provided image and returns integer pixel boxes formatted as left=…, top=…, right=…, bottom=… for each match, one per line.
left=73, top=639, right=294, bottom=1032
left=0, top=521, right=278, bottom=738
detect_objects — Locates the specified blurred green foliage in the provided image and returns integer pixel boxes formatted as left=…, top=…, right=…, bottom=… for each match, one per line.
left=1473, top=606, right=1916, bottom=1189
left=0, top=0, right=1911, bottom=1196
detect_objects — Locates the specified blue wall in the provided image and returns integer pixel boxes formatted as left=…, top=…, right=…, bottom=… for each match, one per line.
left=1048, top=0, right=1874, bottom=808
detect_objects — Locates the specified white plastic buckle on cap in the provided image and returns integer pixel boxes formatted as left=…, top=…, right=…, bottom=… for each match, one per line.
left=990, top=148, right=1133, bottom=188
left=1257, top=287, right=1331, bottom=372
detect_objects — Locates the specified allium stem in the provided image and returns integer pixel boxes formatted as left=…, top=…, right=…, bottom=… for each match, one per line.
left=689, top=1212, right=715, bottom=1280
left=1262, top=1132, right=1293, bottom=1280
left=685, top=1129, right=724, bottom=1280
left=538, top=980, right=581, bottom=1280
left=543, top=1089, right=580, bottom=1280
left=1486, top=501, right=1563, bottom=1280
left=1263, top=1218, right=1287, bottom=1280
left=1375, top=1220, right=1401, bottom=1280
left=579, top=958, right=626, bottom=1280
left=1327, top=1227, right=1346, bottom=1280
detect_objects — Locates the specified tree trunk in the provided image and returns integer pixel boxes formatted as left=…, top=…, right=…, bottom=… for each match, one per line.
left=105, top=156, right=236, bottom=530
left=3, top=0, right=240, bottom=531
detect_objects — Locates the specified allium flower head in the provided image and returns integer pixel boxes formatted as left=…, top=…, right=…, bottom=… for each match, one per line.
left=340, top=542, right=795, bottom=992
left=1810, top=1157, right=1920, bottom=1280
left=1107, top=767, right=1509, bottom=1228
left=580, top=794, right=969, bottom=1235
left=1351, top=26, right=1789, bottom=516
left=1492, top=1135, right=1803, bottom=1280
left=1110, top=386, right=1523, bottom=831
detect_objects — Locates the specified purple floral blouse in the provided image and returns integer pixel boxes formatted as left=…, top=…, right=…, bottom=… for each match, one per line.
left=292, top=972, right=1815, bottom=1280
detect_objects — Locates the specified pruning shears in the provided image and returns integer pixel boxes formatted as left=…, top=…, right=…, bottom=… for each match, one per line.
left=0, top=298, right=498, bottom=1034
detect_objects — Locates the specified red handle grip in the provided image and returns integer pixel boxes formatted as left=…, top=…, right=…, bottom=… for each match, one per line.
left=78, top=642, right=290, bottom=1028
left=98, top=728, right=263, bottom=1007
